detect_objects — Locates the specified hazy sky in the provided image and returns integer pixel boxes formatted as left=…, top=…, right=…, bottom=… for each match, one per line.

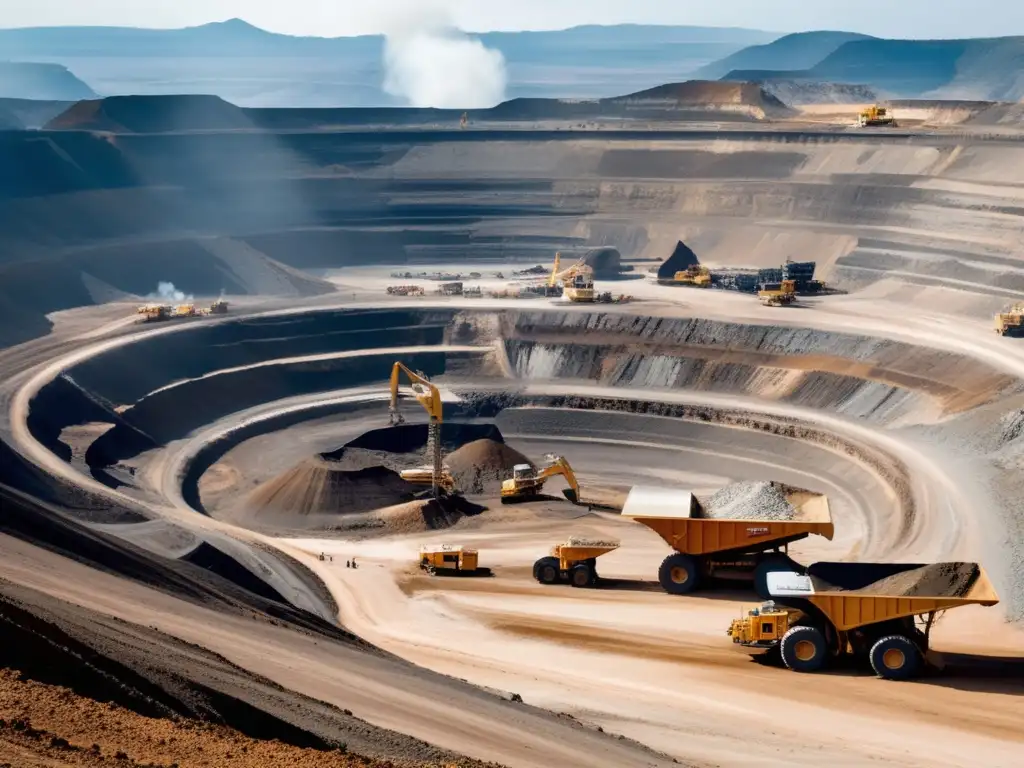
left=0, top=0, right=1021, bottom=39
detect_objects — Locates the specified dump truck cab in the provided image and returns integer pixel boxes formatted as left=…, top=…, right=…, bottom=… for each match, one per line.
left=728, top=562, right=999, bottom=680
left=533, top=537, right=620, bottom=588
left=419, top=544, right=479, bottom=575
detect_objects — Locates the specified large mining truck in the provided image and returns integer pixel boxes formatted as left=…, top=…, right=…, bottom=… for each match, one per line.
left=622, top=486, right=834, bottom=596
left=994, top=304, right=1024, bottom=336
left=533, top=536, right=620, bottom=588
left=727, top=561, right=998, bottom=680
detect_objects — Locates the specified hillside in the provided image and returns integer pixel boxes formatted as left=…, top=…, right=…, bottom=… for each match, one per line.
left=0, top=61, right=96, bottom=101
left=696, top=31, right=874, bottom=80
left=46, top=94, right=252, bottom=132
left=721, top=36, right=1024, bottom=100
left=0, top=19, right=776, bottom=107
left=0, top=97, right=73, bottom=128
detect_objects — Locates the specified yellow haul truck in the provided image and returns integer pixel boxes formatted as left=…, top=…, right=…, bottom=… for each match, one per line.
left=994, top=304, right=1024, bottom=336
left=533, top=536, right=621, bottom=588
left=728, top=561, right=998, bottom=680
left=622, top=486, right=834, bottom=596
left=419, top=544, right=479, bottom=575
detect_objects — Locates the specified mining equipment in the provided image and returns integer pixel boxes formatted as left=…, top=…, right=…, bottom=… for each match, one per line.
left=622, top=486, right=834, bottom=596
left=994, top=303, right=1024, bottom=336
left=501, top=455, right=580, bottom=503
left=549, top=252, right=596, bottom=302
left=436, top=282, right=464, bottom=297
left=463, top=286, right=483, bottom=298
left=533, top=536, right=620, bottom=588
left=388, top=362, right=449, bottom=497
left=206, top=299, right=228, bottom=315
left=172, top=303, right=198, bottom=318
left=596, top=292, right=632, bottom=303
left=136, top=304, right=172, bottom=323
left=420, top=544, right=479, bottom=575
left=659, top=265, right=711, bottom=288
left=386, top=285, right=426, bottom=296
left=859, top=105, right=897, bottom=127
left=727, top=562, right=998, bottom=680
left=758, top=279, right=797, bottom=307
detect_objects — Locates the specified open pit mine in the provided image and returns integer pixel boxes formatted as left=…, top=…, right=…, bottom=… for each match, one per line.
left=1, top=90, right=1024, bottom=768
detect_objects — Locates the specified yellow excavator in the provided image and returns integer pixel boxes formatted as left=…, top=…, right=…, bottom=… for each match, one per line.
left=388, top=362, right=452, bottom=496
left=659, top=264, right=711, bottom=288
left=501, top=455, right=580, bottom=503
left=549, top=252, right=596, bottom=303
left=858, top=105, right=897, bottom=127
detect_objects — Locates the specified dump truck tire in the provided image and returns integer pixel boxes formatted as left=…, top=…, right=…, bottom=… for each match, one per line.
left=570, top=563, right=595, bottom=588
left=753, top=555, right=798, bottom=599
left=658, top=553, right=700, bottom=595
left=533, top=557, right=560, bottom=585
left=780, top=626, right=828, bottom=673
left=869, top=635, right=922, bottom=681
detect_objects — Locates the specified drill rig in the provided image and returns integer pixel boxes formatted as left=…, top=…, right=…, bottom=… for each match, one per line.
left=549, top=252, right=596, bottom=303
left=388, top=362, right=451, bottom=497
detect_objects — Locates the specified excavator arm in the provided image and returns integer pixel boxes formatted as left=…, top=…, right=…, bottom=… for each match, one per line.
left=535, top=457, right=580, bottom=496
left=389, top=362, right=443, bottom=424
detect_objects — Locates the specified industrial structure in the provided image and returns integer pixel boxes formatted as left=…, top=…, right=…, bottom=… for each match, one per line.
left=728, top=562, right=998, bottom=680
left=549, top=252, right=596, bottom=302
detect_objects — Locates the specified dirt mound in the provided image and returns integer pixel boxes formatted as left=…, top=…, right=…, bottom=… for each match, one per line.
left=610, top=80, right=794, bottom=117
left=851, top=562, right=980, bottom=598
left=657, top=240, right=701, bottom=279
left=331, top=423, right=504, bottom=458
left=375, top=495, right=485, bottom=534
left=445, top=439, right=533, bottom=494
left=246, top=460, right=415, bottom=523
left=46, top=95, right=252, bottom=133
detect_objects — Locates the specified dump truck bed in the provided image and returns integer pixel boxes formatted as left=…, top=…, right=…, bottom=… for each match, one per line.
left=554, top=536, right=620, bottom=561
left=767, top=562, right=998, bottom=631
left=622, top=486, right=834, bottom=556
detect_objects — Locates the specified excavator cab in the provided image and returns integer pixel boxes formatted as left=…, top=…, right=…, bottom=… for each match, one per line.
left=500, top=455, right=580, bottom=502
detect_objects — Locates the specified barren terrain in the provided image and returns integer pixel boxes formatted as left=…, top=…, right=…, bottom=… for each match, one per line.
left=3, top=106, right=1024, bottom=767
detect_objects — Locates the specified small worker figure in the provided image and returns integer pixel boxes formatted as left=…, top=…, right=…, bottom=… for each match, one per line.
left=352, top=557, right=358, bottom=569
left=346, top=560, right=351, bottom=568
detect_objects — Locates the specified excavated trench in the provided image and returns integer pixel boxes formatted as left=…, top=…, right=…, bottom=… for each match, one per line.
left=18, top=303, right=1024, bottom=623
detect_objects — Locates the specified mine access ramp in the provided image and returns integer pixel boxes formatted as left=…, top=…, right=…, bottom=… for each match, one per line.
left=728, top=562, right=999, bottom=680
left=622, top=484, right=834, bottom=596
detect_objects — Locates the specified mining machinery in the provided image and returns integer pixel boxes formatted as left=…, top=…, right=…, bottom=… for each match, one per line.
left=858, top=105, right=897, bottom=127
left=501, top=454, right=581, bottom=502
left=758, top=279, right=797, bottom=307
left=994, top=304, right=1024, bottom=336
left=388, top=362, right=450, bottom=497
left=660, top=264, right=711, bottom=288
left=549, top=252, right=596, bottom=302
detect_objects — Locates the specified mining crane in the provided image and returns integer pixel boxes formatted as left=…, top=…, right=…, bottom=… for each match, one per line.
left=549, top=252, right=596, bottom=302
left=388, top=362, right=449, bottom=497
left=501, top=455, right=581, bottom=502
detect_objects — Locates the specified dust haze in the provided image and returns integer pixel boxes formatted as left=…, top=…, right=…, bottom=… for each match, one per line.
left=382, top=10, right=507, bottom=108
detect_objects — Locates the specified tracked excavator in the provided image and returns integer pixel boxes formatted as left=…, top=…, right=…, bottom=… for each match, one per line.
left=501, top=454, right=580, bottom=503
left=388, top=362, right=453, bottom=496
left=549, top=252, right=596, bottom=303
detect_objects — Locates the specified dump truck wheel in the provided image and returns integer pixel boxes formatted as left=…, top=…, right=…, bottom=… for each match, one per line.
left=570, top=563, right=595, bottom=588
left=780, top=626, right=828, bottom=673
left=533, top=557, right=561, bottom=585
left=658, top=553, right=700, bottom=595
left=753, top=555, right=797, bottom=599
left=869, top=635, right=922, bottom=681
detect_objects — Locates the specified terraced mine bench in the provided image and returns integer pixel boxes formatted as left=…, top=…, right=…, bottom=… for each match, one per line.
left=622, top=485, right=834, bottom=596
left=728, top=562, right=999, bottom=680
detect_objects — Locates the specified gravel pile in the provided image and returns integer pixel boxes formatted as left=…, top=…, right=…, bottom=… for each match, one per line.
left=565, top=536, right=620, bottom=548
left=700, top=481, right=796, bottom=521
left=851, top=562, right=980, bottom=598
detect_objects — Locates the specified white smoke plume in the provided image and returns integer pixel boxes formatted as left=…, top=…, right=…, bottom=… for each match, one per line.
left=383, top=12, right=507, bottom=109
left=148, top=281, right=193, bottom=303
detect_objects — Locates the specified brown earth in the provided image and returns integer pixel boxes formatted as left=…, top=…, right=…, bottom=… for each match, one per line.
left=445, top=440, right=532, bottom=494
left=0, top=670, right=483, bottom=768
left=851, top=563, right=981, bottom=598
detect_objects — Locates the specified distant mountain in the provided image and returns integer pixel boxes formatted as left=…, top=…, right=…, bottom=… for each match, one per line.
left=718, top=36, right=1024, bottom=101
left=696, top=31, right=874, bottom=80
left=0, top=97, right=72, bottom=128
left=0, top=61, right=96, bottom=100
left=0, top=19, right=778, bottom=107
left=45, top=95, right=251, bottom=133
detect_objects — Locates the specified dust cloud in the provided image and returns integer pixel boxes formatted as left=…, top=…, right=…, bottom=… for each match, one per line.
left=383, top=11, right=507, bottom=109
left=148, top=281, right=193, bottom=303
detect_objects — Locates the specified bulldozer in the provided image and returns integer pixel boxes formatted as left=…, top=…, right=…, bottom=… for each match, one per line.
left=660, top=264, right=711, bottom=288
left=549, top=252, right=596, bottom=303
left=758, top=279, right=797, bottom=307
left=388, top=362, right=453, bottom=496
left=994, top=303, right=1024, bottom=336
left=500, top=454, right=580, bottom=503
left=858, top=105, right=897, bottom=127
